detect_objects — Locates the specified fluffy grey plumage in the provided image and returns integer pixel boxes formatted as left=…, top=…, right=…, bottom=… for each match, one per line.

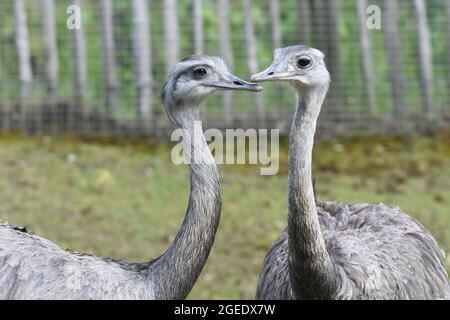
left=0, top=55, right=260, bottom=300
left=256, top=202, right=450, bottom=299
left=251, top=45, right=450, bottom=300
left=0, top=223, right=156, bottom=299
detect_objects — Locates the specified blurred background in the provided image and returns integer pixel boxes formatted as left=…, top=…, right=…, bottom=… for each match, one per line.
left=0, top=0, right=449, bottom=299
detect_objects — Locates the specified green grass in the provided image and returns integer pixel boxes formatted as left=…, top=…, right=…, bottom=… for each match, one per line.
left=0, top=133, right=449, bottom=299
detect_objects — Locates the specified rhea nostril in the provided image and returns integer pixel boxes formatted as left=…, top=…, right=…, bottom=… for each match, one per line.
left=268, top=72, right=274, bottom=75
left=233, top=81, right=243, bottom=86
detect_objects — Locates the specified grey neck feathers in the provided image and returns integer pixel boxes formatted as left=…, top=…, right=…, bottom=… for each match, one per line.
left=287, top=83, right=338, bottom=299
left=149, top=97, right=221, bottom=299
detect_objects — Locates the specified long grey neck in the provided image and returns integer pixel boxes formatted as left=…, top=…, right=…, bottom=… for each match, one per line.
left=287, top=84, right=337, bottom=299
left=148, top=100, right=221, bottom=299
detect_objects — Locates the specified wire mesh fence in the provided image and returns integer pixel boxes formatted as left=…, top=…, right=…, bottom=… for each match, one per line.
left=0, top=0, right=449, bottom=138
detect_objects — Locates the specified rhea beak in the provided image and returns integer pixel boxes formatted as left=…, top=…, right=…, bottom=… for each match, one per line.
left=206, top=74, right=263, bottom=92
left=251, top=65, right=290, bottom=82
left=251, top=66, right=275, bottom=82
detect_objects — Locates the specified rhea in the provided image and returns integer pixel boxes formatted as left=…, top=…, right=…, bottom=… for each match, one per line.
left=0, top=55, right=261, bottom=299
left=251, top=45, right=450, bottom=299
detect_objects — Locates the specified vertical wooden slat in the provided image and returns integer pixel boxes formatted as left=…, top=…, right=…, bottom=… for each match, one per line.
left=218, top=0, right=234, bottom=124
left=14, top=0, right=32, bottom=130
left=0, top=13, right=6, bottom=132
left=298, top=0, right=311, bottom=44
left=41, top=0, right=58, bottom=103
left=269, top=0, right=285, bottom=112
left=192, top=0, right=204, bottom=55
left=41, top=0, right=59, bottom=134
left=72, top=0, right=88, bottom=113
left=326, top=0, right=344, bottom=110
left=0, top=3, right=8, bottom=131
left=413, top=0, right=433, bottom=128
left=243, top=0, right=257, bottom=76
left=383, top=0, right=406, bottom=118
left=242, top=0, right=264, bottom=119
left=164, top=0, right=180, bottom=75
left=356, top=0, right=377, bottom=115
left=311, top=0, right=327, bottom=50
left=218, top=0, right=233, bottom=74
left=269, top=0, right=282, bottom=49
left=132, top=0, right=152, bottom=122
left=446, top=0, right=450, bottom=107
left=99, top=0, right=118, bottom=117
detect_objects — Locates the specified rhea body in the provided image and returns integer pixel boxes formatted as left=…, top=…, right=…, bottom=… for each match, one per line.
left=0, top=56, right=261, bottom=300
left=251, top=45, right=450, bottom=299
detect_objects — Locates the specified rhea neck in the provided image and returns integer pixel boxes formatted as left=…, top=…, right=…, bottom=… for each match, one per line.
left=149, top=95, right=221, bottom=299
left=287, top=81, right=337, bottom=299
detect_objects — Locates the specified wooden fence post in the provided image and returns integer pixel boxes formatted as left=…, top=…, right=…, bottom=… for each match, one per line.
left=0, top=4, right=7, bottom=132
left=164, top=0, right=180, bottom=75
left=218, top=0, right=234, bottom=125
left=383, top=0, right=406, bottom=119
left=413, top=0, right=433, bottom=129
left=193, top=0, right=204, bottom=55
left=311, top=0, right=327, bottom=49
left=132, top=0, right=153, bottom=125
left=100, top=0, right=118, bottom=118
left=0, top=27, right=5, bottom=132
left=446, top=0, right=450, bottom=108
left=41, top=0, right=59, bottom=134
left=14, top=0, right=32, bottom=132
left=243, top=0, right=264, bottom=120
left=269, top=0, right=282, bottom=49
left=356, top=0, right=377, bottom=116
left=326, top=0, right=345, bottom=112
left=298, top=0, right=311, bottom=44
left=269, top=0, right=285, bottom=113
left=71, top=0, right=88, bottom=121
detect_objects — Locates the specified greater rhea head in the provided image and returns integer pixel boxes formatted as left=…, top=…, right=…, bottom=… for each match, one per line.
left=250, top=45, right=450, bottom=300
left=0, top=55, right=261, bottom=301
left=162, top=55, right=262, bottom=111
left=251, top=45, right=330, bottom=91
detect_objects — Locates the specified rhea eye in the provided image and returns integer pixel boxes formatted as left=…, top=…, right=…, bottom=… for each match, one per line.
left=193, top=67, right=208, bottom=79
left=296, top=56, right=312, bottom=69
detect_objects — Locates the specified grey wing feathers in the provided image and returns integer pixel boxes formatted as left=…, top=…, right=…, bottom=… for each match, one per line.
left=0, top=223, right=155, bottom=299
left=255, top=231, right=291, bottom=299
left=323, top=202, right=450, bottom=299
left=256, top=202, right=450, bottom=300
